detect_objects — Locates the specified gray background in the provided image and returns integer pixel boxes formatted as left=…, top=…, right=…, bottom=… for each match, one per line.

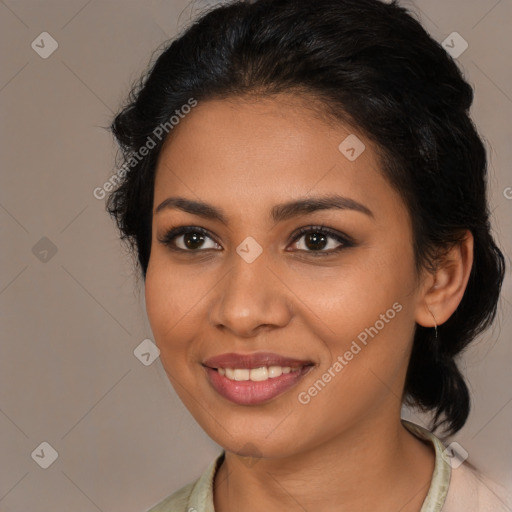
left=1, top=0, right=511, bottom=510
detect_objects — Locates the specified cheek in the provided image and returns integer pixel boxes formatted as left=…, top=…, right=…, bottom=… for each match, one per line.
left=144, top=262, right=169, bottom=336
left=285, top=249, right=417, bottom=392
left=285, top=249, right=415, bottom=334
left=145, top=257, right=198, bottom=334
left=144, top=257, right=213, bottom=372
left=293, top=303, right=415, bottom=437
left=144, top=260, right=188, bottom=361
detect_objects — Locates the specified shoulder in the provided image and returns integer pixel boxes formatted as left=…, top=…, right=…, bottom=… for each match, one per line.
left=145, top=480, right=196, bottom=512
left=443, top=462, right=512, bottom=512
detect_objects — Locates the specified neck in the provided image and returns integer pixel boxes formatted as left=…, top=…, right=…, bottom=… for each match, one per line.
left=213, top=411, right=435, bottom=512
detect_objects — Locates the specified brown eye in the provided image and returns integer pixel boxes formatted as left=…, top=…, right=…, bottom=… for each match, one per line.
left=290, top=226, right=353, bottom=256
left=302, top=232, right=329, bottom=251
left=158, top=227, right=221, bottom=251
left=181, top=232, right=206, bottom=250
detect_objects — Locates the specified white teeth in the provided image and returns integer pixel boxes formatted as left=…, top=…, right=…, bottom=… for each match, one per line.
left=233, top=369, right=250, bottom=381
left=217, top=365, right=302, bottom=381
left=268, top=366, right=282, bottom=378
left=250, top=367, right=268, bottom=381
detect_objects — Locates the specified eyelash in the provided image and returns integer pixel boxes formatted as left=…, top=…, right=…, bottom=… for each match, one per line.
left=157, top=224, right=354, bottom=257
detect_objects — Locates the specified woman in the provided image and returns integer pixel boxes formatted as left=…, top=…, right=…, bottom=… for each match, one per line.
left=106, top=0, right=510, bottom=510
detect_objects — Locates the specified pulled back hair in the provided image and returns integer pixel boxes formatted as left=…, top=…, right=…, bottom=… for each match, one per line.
left=106, top=0, right=505, bottom=436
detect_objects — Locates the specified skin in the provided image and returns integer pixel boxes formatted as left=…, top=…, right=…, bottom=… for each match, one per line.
left=145, top=93, right=474, bottom=512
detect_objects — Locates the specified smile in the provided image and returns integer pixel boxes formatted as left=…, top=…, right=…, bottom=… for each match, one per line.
left=203, top=363, right=314, bottom=405
left=217, top=365, right=300, bottom=381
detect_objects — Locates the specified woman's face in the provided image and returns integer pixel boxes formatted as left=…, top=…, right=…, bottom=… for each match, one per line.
left=145, top=94, right=428, bottom=458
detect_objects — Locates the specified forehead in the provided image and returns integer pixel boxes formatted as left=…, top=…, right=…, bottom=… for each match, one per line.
left=153, top=94, right=398, bottom=217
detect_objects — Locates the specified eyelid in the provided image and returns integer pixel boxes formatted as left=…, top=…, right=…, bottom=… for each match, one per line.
left=288, top=224, right=354, bottom=247
left=157, top=225, right=221, bottom=250
left=158, top=224, right=354, bottom=254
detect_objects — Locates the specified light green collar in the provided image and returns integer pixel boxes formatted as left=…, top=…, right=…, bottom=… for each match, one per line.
left=402, top=419, right=451, bottom=512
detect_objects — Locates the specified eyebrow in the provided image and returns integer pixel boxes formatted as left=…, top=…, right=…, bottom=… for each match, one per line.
left=154, top=194, right=374, bottom=225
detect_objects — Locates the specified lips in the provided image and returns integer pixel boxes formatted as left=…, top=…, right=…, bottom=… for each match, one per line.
left=202, top=352, right=315, bottom=405
left=202, top=351, right=314, bottom=370
left=203, top=363, right=314, bottom=406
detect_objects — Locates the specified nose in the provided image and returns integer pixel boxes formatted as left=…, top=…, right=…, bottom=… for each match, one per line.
left=208, top=251, right=293, bottom=338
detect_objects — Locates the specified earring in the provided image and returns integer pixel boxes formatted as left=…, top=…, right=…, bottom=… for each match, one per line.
left=426, top=305, right=438, bottom=340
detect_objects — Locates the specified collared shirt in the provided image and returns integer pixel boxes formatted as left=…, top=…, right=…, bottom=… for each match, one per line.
left=147, top=420, right=512, bottom=512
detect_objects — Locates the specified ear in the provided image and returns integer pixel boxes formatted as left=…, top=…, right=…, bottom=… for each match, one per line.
left=415, top=230, right=474, bottom=327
